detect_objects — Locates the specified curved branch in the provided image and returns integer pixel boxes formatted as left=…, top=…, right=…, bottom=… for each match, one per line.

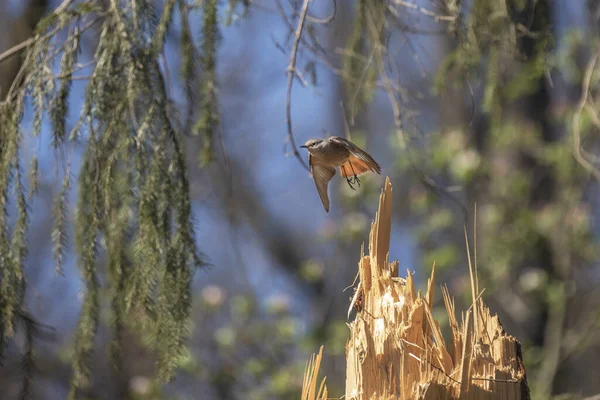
left=305, top=0, right=336, bottom=24
left=389, top=0, right=457, bottom=23
left=285, top=0, right=311, bottom=172
left=572, top=50, right=600, bottom=181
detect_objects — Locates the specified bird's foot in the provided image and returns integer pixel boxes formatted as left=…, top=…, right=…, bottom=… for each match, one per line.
left=346, top=177, right=357, bottom=190
left=346, top=175, right=361, bottom=190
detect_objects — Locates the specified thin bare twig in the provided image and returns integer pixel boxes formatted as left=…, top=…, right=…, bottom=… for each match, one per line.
left=276, top=0, right=416, bottom=106
left=53, top=60, right=97, bottom=80
left=0, top=39, right=34, bottom=65
left=339, top=102, right=352, bottom=140
left=390, top=0, right=457, bottom=22
left=400, top=31, right=429, bottom=78
left=466, top=76, right=475, bottom=126
left=285, top=0, right=311, bottom=172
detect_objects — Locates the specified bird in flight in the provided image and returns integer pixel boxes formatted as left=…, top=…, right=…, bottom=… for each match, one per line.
left=300, top=136, right=381, bottom=212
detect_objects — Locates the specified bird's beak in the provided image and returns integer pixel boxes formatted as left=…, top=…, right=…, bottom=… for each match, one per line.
left=300, top=145, right=307, bottom=148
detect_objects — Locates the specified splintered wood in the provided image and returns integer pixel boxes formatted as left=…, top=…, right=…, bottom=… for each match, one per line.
left=301, top=345, right=328, bottom=400
left=301, top=177, right=530, bottom=400
left=345, top=177, right=529, bottom=400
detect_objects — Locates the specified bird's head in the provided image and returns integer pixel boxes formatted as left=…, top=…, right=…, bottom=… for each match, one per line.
left=300, top=138, right=322, bottom=151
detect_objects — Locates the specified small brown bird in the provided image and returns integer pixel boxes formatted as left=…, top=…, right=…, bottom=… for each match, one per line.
left=301, top=136, right=381, bottom=212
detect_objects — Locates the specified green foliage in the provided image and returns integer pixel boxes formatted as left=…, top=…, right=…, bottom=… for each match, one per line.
left=341, top=0, right=379, bottom=120
left=152, top=0, right=177, bottom=55
left=30, top=39, right=52, bottom=138
left=225, top=0, right=250, bottom=26
left=27, top=155, right=38, bottom=201
left=51, top=173, right=70, bottom=275
left=412, top=1, right=597, bottom=396
left=50, top=27, right=77, bottom=146
left=0, top=103, right=26, bottom=343
left=19, top=314, right=38, bottom=400
left=179, top=0, right=199, bottom=130
left=0, top=0, right=214, bottom=394
left=188, top=290, right=309, bottom=399
left=194, top=0, right=221, bottom=166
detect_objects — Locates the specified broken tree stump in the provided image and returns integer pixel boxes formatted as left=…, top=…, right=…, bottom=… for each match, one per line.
left=302, top=177, right=530, bottom=400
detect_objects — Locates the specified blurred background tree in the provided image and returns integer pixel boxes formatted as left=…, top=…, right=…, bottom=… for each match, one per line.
left=0, top=0, right=599, bottom=399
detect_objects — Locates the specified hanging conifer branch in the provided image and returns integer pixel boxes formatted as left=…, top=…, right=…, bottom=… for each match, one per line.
left=0, top=0, right=208, bottom=392
left=194, top=0, right=220, bottom=166
left=179, top=0, right=198, bottom=132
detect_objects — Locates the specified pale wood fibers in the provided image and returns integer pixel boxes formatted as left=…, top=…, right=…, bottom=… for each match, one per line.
left=302, top=178, right=530, bottom=400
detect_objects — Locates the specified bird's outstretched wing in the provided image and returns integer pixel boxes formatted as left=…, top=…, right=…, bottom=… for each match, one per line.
left=329, top=137, right=381, bottom=177
left=309, top=154, right=336, bottom=212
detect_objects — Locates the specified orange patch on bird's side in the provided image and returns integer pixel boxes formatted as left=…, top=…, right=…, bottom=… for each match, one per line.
left=339, top=158, right=373, bottom=177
